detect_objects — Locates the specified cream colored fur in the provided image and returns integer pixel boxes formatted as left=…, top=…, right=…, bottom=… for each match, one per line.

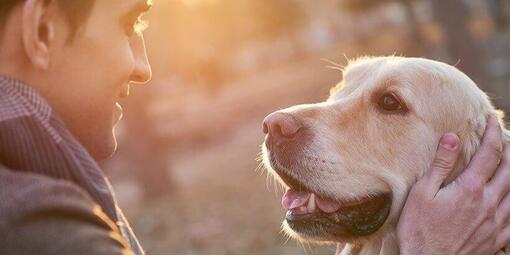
left=263, top=56, right=510, bottom=255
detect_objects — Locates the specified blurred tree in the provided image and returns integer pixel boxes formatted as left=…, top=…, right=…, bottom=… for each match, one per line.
left=340, top=0, right=488, bottom=88
left=341, top=0, right=425, bottom=54
left=396, top=0, right=425, bottom=54
left=430, top=0, right=488, bottom=89
left=487, top=0, right=509, bottom=31
left=341, top=0, right=394, bottom=12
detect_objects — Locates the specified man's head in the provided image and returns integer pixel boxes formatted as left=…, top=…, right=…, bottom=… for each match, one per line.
left=0, top=0, right=95, bottom=39
left=0, top=0, right=152, bottom=160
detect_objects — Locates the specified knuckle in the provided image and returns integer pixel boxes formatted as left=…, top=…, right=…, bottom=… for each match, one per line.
left=500, top=152, right=510, bottom=169
left=481, top=133, right=503, bottom=155
left=466, top=176, right=483, bottom=191
left=490, top=142, right=504, bottom=159
left=411, top=179, right=425, bottom=191
left=504, top=145, right=510, bottom=160
left=408, top=185, right=428, bottom=202
left=462, top=178, right=484, bottom=198
left=432, top=157, right=455, bottom=170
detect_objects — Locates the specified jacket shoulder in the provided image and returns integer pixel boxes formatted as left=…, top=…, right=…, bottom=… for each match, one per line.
left=0, top=165, right=133, bottom=255
left=0, top=164, right=95, bottom=221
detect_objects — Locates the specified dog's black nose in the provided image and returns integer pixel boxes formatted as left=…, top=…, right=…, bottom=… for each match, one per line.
left=263, top=112, right=303, bottom=139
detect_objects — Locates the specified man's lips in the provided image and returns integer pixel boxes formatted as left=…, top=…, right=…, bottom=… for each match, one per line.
left=114, top=102, right=123, bottom=122
left=120, top=84, right=130, bottom=97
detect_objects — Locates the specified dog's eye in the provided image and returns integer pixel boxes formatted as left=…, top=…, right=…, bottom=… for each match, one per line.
left=378, top=92, right=407, bottom=113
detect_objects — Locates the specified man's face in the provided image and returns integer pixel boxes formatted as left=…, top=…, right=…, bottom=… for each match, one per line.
left=45, top=0, right=152, bottom=160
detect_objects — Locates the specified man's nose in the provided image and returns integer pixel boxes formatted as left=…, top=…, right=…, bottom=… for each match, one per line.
left=130, top=35, right=152, bottom=84
left=263, top=112, right=303, bottom=139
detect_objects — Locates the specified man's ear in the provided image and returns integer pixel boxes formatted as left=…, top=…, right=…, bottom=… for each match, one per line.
left=22, top=0, right=56, bottom=70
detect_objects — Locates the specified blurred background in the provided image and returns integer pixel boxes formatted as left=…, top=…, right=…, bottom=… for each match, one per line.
left=101, top=0, right=510, bottom=254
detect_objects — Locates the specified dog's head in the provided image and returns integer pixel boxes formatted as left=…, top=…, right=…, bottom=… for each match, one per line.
left=262, top=56, right=507, bottom=244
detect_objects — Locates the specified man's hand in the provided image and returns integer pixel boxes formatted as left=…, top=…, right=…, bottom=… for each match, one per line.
left=397, top=115, right=510, bottom=255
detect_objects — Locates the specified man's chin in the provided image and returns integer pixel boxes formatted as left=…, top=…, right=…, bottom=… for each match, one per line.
left=87, top=130, right=118, bottom=160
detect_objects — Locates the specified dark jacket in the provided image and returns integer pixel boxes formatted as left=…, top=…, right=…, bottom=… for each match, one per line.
left=0, top=165, right=133, bottom=255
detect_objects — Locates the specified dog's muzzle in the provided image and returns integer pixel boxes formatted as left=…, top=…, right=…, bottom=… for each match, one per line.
left=263, top=111, right=392, bottom=241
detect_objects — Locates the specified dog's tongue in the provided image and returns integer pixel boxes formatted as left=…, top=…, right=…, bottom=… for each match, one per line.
left=282, top=189, right=342, bottom=213
left=315, top=196, right=342, bottom=213
left=282, top=189, right=311, bottom=209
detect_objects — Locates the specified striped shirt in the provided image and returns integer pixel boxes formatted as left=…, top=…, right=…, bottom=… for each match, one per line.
left=0, top=76, right=144, bottom=255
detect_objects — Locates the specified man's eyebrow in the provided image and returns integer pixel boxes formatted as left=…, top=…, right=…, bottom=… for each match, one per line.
left=125, top=0, right=152, bottom=18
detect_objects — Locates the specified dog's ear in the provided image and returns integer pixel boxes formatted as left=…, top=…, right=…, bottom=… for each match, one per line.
left=450, top=110, right=510, bottom=183
left=447, top=114, right=484, bottom=184
left=495, top=109, right=510, bottom=142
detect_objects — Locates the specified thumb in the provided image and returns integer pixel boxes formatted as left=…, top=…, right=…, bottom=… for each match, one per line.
left=422, top=133, right=461, bottom=198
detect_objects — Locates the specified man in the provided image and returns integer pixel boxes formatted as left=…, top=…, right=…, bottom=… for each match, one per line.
left=0, top=0, right=151, bottom=254
left=0, top=0, right=508, bottom=255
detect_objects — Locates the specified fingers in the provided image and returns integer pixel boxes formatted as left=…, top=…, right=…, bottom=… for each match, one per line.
left=491, top=182, right=510, bottom=252
left=487, top=143, right=510, bottom=204
left=421, top=133, right=461, bottom=198
left=496, top=223, right=510, bottom=252
left=496, top=191, right=510, bottom=228
left=460, top=184, right=510, bottom=255
left=461, top=114, right=503, bottom=184
left=461, top=218, right=498, bottom=255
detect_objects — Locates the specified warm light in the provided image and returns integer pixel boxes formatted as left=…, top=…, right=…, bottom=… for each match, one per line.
left=181, top=0, right=219, bottom=7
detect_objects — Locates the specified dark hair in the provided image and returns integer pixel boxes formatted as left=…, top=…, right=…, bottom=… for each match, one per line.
left=0, top=0, right=95, bottom=39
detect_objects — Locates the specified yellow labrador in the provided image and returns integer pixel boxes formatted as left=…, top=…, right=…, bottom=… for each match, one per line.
left=261, top=56, right=510, bottom=255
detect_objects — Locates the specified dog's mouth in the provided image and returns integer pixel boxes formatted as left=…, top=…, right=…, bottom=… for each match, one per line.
left=272, top=161, right=392, bottom=241
left=283, top=188, right=391, bottom=241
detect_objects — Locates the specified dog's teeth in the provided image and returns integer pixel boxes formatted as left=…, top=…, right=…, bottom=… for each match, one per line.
left=307, top=193, right=316, bottom=212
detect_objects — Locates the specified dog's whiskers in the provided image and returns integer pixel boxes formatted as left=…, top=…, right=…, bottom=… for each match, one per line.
left=326, top=66, right=343, bottom=72
left=298, top=239, right=312, bottom=255
left=265, top=171, right=272, bottom=192
left=280, top=224, right=295, bottom=245
left=305, top=241, right=315, bottom=255
left=321, top=58, right=345, bottom=72
left=255, top=161, right=265, bottom=175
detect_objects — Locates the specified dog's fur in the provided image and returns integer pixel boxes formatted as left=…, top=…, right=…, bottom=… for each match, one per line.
left=262, top=56, right=510, bottom=255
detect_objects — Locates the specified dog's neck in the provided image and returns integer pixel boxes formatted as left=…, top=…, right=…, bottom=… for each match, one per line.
left=337, top=232, right=398, bottom=255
